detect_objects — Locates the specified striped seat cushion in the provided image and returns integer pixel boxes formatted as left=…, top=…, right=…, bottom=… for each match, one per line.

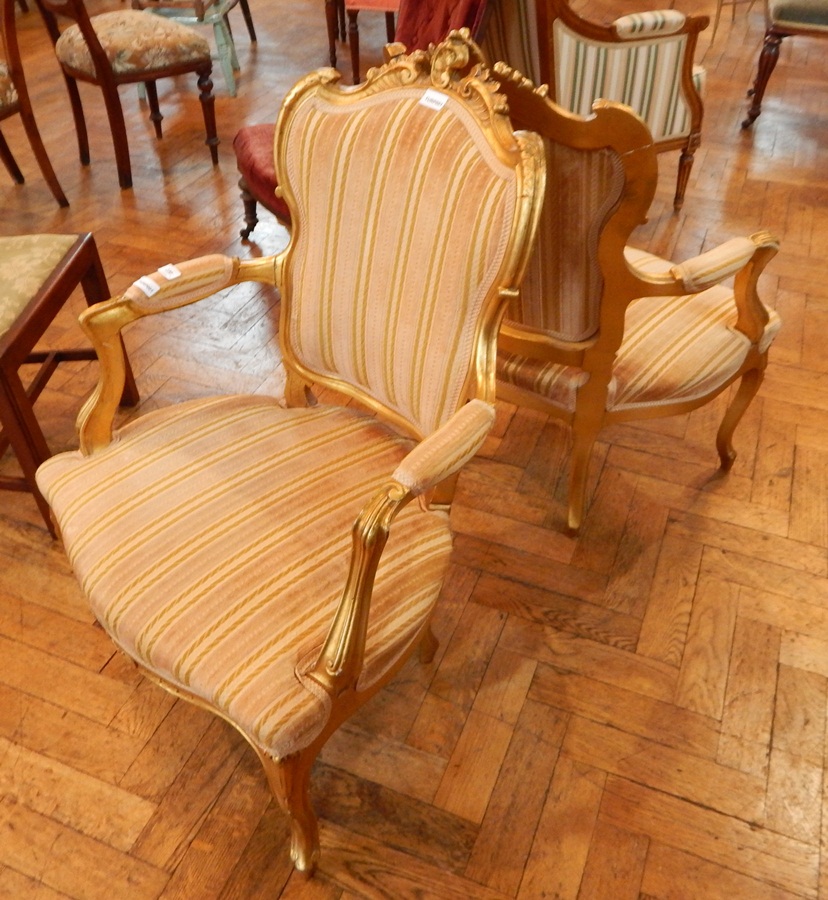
left=36, top=396, right=454, bottom=759
left=497, top=247, right=781, bottom=413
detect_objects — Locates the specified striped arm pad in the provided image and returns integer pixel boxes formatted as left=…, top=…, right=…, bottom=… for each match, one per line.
left=36, top=397, right=454, bottom=759
left=613, top=10, right=687, bottom=38
left=553, top=20, right=698, bottom=141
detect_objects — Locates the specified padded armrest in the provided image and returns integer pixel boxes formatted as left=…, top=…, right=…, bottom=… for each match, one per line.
left=613, top=10, right=686, bottom=38
left=392, top=399, right=495, bottom=495
left=669, top=236, right=762, bottom=291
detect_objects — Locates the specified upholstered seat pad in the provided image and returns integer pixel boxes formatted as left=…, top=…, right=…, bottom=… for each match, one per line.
left=36, top=396, right=454, bottom=759
left=55, top=11, right=211, bottom=77
left=498, top=246, right=781, bottom=413
left=0, top=234, right=78, bottom=340
left=771, top=0, right=828, bottom=29
left=232, top=123, right=291, bottom=222
left=0, top=62, right=17, bottom=109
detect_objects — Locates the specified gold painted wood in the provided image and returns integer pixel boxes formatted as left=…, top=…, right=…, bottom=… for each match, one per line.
left=2, top=0, right=828, bottom=895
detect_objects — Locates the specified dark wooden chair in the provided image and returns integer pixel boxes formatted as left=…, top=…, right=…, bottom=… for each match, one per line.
left=742, top=0, right=828, bottom=128
left=33, top=0, right=219, bottom=189
left=0, top=232, right=139, bottom=533
left=1, top=0, right=67, bottom=205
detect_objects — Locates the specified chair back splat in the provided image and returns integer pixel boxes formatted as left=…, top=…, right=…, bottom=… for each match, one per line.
left=35, top=31, right=545, bottom=875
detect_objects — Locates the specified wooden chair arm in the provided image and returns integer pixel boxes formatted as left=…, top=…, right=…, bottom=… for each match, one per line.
left=305, top=399, right=496, bottom=698
left=76, top=254, right=282, bottom=454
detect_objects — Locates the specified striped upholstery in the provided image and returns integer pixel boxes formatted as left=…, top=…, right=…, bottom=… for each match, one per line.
left=553, top=19, right=696, bottom=141
left=497, top=246, right=782, bottom=413
left=613, top=10, right=686, bottom=37
left=508, top=140, right=624, bottom=343
left=280, top=87, right=517, bottom=436
left=479, top=0, right=540, bottom=83
left=36, top=397, right=454, bottom=759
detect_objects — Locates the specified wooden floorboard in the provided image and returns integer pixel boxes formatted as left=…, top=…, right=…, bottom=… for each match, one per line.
left=1, top=0, right=827, bottom=896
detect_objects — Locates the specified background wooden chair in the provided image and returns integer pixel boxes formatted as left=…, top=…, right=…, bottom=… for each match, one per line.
left=0, top=0, right=67, bottom=205
left=130, top=0, right=257, bottom=96
left=35, top=33, right=544, bottom=875
left=0, top=232, right=138, bottom=533
left=234, top=0, right=490, bottom=240
left=482, top=0, right=708, bottom=210
left=343, top=0, right=397, bottom=85
left=34, top=0, right=219, bottom=189
left=742, top=0, right=828, bottom=128
left=491, top=60, right=781, bottom=534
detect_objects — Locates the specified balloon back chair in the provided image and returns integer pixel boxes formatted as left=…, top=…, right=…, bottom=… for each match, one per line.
left=35, top=32, right=545, bottom=873
left=130, top=0, right=257, bottom=96
left=0, top=0, right=67, bottom=204
left=0, top=233, right=138, bottom=533
left=234, top=0, right=490, bottom=240
left=742, top=0, right=828, bottom=128
left=33, top=0, right=219, bottom=189
left=489, top=58, right=781, bottom=534
left=481, top=0, right=708, bottom=210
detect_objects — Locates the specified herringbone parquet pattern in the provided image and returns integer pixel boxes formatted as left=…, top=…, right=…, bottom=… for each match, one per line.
left=1, top=0, right=826, bottom=896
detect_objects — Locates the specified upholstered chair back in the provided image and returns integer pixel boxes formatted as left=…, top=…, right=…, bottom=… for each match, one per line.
left=510, top=139, right=624, bottom=343
left=275, top=57, right=530, bottom=437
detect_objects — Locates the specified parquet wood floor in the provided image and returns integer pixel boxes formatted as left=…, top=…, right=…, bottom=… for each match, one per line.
left=1, top=0, right=826, bottom=896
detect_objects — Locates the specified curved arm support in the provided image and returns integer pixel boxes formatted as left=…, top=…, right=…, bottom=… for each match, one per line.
left=624, top=232, right=779, bottom=299
left=731, top=231, right=780, bottom=343
left=306, top=399, right=497, bottom=698
left=76, top=253, right=283, bottom=454
left=306, top=481, right=409, bottom=698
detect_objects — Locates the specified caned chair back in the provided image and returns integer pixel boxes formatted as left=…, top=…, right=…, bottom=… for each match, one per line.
left=275, top=40, right=541, bottom=437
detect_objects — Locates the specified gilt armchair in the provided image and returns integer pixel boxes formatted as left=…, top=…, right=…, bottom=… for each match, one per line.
left=36, top=32, right=545, bottom=873
left=481, top=0, right=708, bottom=210
left=490, top=60, right=780, bottom=534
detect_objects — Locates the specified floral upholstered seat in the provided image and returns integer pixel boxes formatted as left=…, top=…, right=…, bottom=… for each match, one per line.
left=54, top=10, right=211, bottom=76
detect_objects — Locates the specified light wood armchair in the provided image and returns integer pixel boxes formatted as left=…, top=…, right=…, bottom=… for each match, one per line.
left=491, top=61, right=781, bottom=534
left=35, top=32, right=545, bottom=874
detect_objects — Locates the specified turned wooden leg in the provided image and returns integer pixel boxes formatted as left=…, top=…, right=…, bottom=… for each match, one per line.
left=716, top=366, right=765, bottom=470
left=743, top=30, right=783, bottom=128
left=348, top=10, right=360, bottom=84
left=238, top=176, right=259, bottom=239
